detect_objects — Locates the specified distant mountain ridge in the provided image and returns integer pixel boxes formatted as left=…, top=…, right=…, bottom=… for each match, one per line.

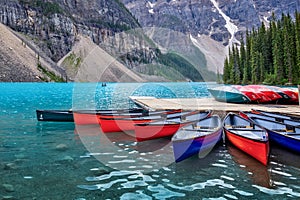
left=122, top=0, right=300, bottom=45
left=0, top=0, right=299, bottom=82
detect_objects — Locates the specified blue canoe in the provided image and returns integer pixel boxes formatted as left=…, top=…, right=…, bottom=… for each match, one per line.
left=242, top=111, right=300, bottom=127
left=251, top=109, right=300, bottom=122
left=249, top=116, right=300, bottom=154
left=172, top=115, right=223, bottom=162
left=208, top=85, right=251, bottom=103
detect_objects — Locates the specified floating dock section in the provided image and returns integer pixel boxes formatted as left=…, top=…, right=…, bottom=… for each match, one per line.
left=129, top=96, right=300, bottom=116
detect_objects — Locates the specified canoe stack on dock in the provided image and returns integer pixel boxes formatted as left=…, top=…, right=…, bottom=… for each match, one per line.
left=208, top=84, right=299, bottom=104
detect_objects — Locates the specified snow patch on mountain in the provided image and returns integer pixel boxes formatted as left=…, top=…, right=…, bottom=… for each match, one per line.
left=210, top=0, right=239, bottom=47
left=147, top=1, right=156, bottom=14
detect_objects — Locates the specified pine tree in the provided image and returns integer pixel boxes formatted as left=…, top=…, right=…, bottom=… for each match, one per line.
left=229, top=48, right=235, bottom=84
left=272, top=20, right=285, bottom=84
left=234, top=45, right=241, bottom=84
left=223, top=57, right=230, bottom=83
left=240, top=37, right=248, bottom=84
left=245, top=30, right=252, bottom=83
left=223, top=11, right=300, bottom=85
left=296, top=11, right=300, bottom=84
left=282, top=14, right=295, bottom=84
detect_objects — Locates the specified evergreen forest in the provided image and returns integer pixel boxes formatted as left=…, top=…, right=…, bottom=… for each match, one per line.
left=223, top=11, right=300, bottom=85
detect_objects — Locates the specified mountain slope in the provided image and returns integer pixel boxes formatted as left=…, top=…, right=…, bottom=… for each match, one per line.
left=0, top=23, right=63, bottom=82
left=58, top=35, right=145, bottom=82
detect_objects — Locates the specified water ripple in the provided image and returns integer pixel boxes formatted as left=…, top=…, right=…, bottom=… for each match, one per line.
left=77, top=179, right=127, bottom=191
left=212, top=163, right=228, bottom=168
left=85, top=170, right=139, bottom=181
left=223, top=194, right=238, bottom=199
left=233, top=189, right=253, bottom=196
left=271, top=169, right=292, bottom=177
left=220, top=175, right=235, bottom=181
left=253, top=185, right=300, bottom=197
left=108, top=159, right=136, bottom=164
left=120, top=190, right=152, bottom=200
left=148, top=184, right=186, bottom=199
left=121, top=180, right=149, bottom=189
left=168, top=179, right=235, bottom=191
left=128, top=174, right=156, bottom=182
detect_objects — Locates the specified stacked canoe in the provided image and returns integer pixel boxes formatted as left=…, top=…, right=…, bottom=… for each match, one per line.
left=208, top=85, right=299, bottom=104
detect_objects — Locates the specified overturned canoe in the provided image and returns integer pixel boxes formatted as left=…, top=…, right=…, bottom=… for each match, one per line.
left=208, top=85, right=251, bottom=103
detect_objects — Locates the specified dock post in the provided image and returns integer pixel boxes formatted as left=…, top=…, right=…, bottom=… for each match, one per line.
left=298, top=85, right=300, bottom=106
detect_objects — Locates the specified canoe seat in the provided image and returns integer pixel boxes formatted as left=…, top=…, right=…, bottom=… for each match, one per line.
left=193, top=125, right=216, bottom=129
left=273, top=129, right=294, bottom=132
left=285, top=133, right=300, bottom=136
left=183, top=127, right=216, bottom=132
left=225, top=125, right=252, bottom=129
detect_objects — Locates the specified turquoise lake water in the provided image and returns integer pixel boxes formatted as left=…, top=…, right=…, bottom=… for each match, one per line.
left=0, top=82, right=300, bottom=199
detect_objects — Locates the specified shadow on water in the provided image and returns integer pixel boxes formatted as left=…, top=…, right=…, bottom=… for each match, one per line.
left=75, top=124, right=172, bottom=153
left=227, top=144, right=273, bottom=188
left=173, top=144, right=225, bottom=173
left=36, top=121, right=75, bottom=135
left=269, top=144, right=300, bottom=169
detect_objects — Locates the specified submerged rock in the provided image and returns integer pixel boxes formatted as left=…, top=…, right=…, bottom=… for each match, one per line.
left=14, top=153, right=26, bottom=159
left=59, top=155, right=74, bottom=162
left=2, top=184, right=14, bottom=192
left=3, top=163, right=17, bottom=170
left=2, top=196, right=16, bottom=200
left=55, top=144, right=68, bottom=151
left=90, top=166, right=113, bottom=176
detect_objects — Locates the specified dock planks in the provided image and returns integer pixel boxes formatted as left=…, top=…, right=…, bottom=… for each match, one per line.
left=129, top=96, right=300, bottom=117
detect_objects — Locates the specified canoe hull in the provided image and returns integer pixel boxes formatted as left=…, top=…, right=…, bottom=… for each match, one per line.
left=99, top=118, right=152, bottom=133
left=208, top=89, right=250, bottom=103
left=36, top=110, right=73, bottom=122
left=267, top=130, right=300, bottom=154
left=248, top=116, right=300, bottom=154
left=73, top=112, right=100, bottom=125
left=135, top=123, right=181, bottom=142
left=172, top=128, right=223, bottom=162
left=224, top=129, right=269, bottom=165
left=135, top=111, right=211, bottom=142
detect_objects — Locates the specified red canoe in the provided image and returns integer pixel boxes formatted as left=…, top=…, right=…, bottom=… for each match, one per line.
left=73, top=108, right=145, bottom=125
left=73, top=109, right=181, bottom=125
left=134, top=110, right=211, bottom=142
left=235, top=85, right=271, bottom=103
left=244, top=85, right=282, bottom=102
left=223, top=113, right=269, bottom=166
left=99, top=110, right=184, bottom=133
left=277, top=87, right=298, bottom=103
left=232, top=85, right=261, bottom=102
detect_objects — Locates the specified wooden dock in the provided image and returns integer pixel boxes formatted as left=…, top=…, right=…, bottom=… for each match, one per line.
left=129, top=96, right=300, bottom=117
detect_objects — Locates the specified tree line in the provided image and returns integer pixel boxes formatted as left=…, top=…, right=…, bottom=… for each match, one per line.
left=223, top=11, right=300, bottom=85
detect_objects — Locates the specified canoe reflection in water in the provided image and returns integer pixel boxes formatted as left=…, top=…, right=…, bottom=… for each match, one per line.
left=227, top=144, right=273, bottom=188
left=270, top=145, right=300, bottom=169
left=74, top=124, right=174, bottom=172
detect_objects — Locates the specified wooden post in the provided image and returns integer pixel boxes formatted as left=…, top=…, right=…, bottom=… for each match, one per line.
left=298, top=85, right=300, bottom=106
